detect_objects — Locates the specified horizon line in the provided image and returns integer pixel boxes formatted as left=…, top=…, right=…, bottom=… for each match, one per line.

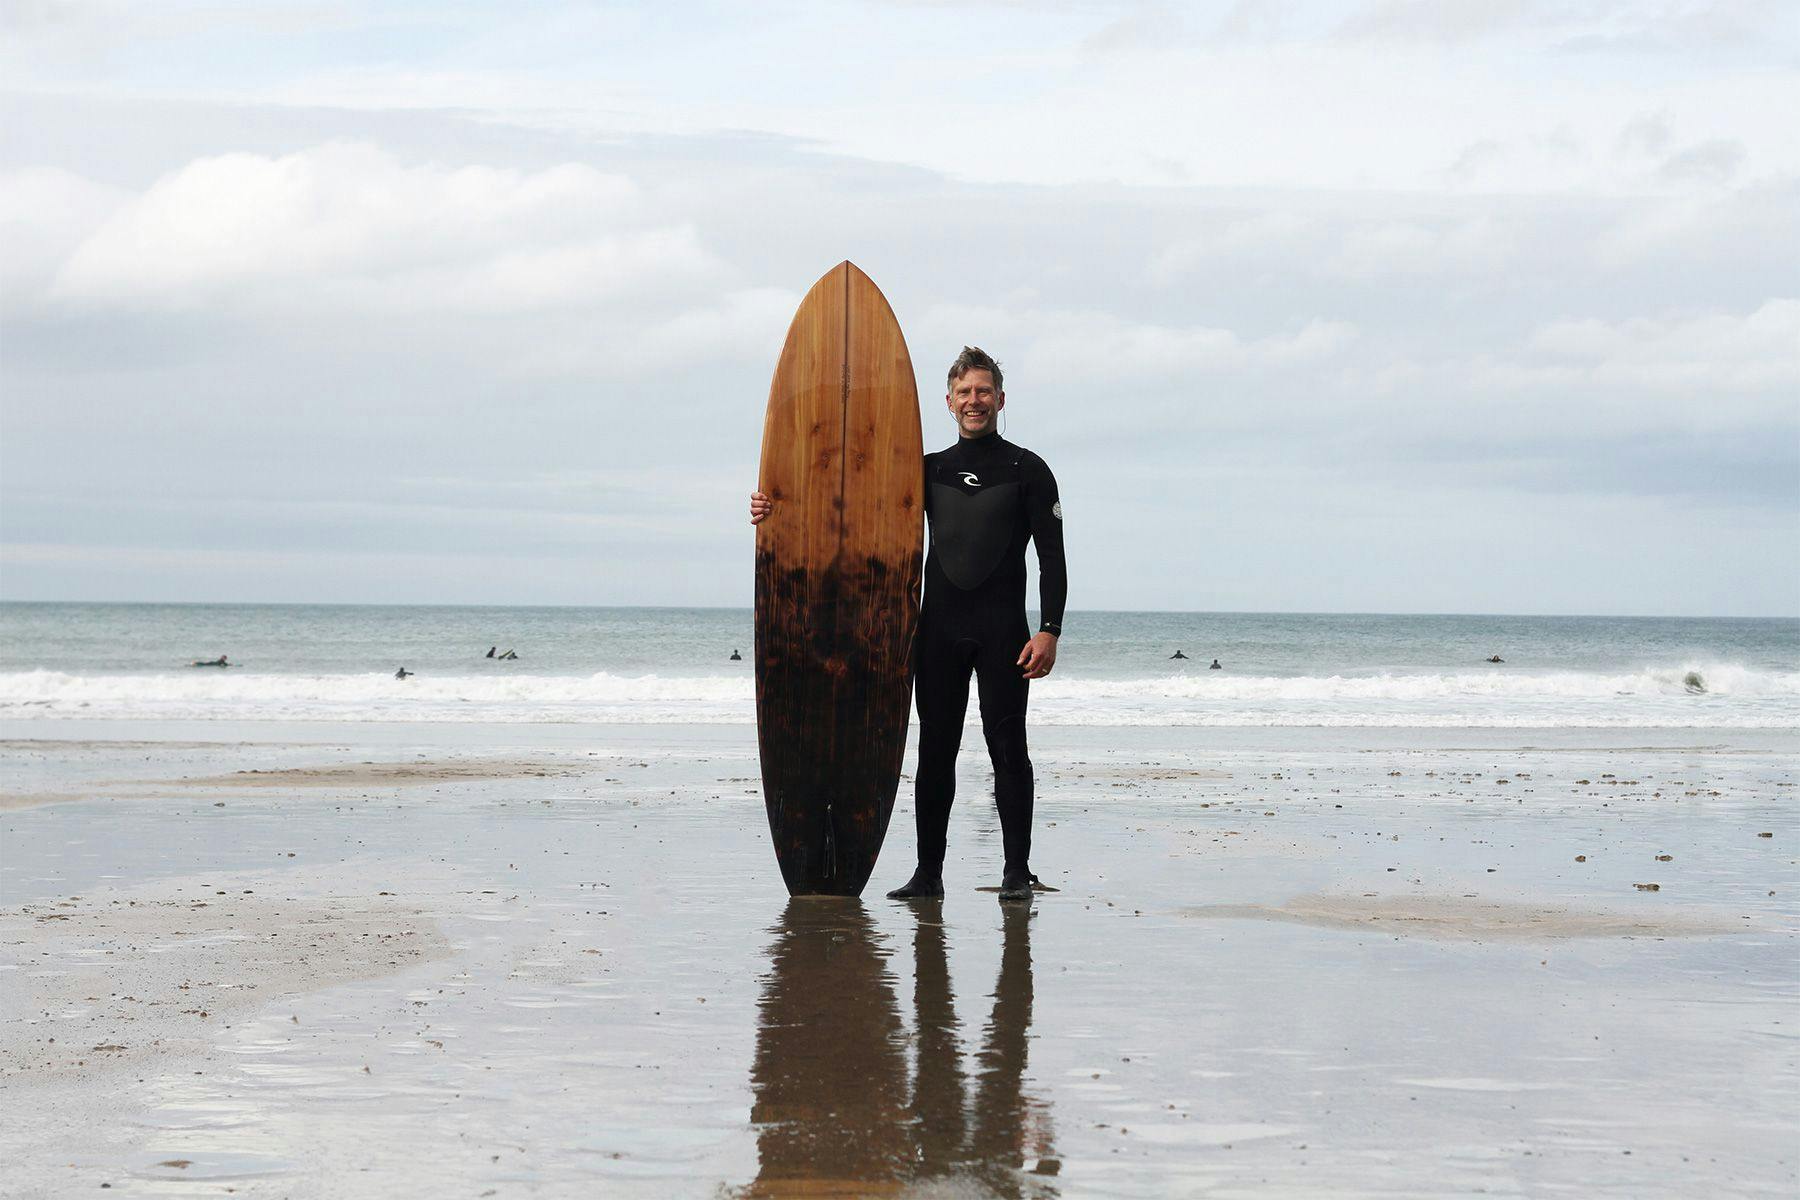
left=1, top=598, right=1795, bottom=622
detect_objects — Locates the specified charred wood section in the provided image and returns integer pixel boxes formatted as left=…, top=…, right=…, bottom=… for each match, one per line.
left=755, top=551, right=918, bottom=894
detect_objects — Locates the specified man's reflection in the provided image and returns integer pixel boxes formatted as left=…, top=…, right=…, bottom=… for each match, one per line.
left=968, top=902, right=1057, bottom=1194
left=746, top=898, right=1057, bottom=1197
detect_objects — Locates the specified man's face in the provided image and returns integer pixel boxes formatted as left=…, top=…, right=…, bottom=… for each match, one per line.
left=946, top=368, right=1004, bottom=437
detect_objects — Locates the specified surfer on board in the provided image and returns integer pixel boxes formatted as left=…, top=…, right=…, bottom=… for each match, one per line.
left=752, top=346, right=1066, bottom=902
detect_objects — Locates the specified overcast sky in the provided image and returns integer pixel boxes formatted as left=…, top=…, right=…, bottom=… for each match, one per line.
left=2, top=0, right=1796, bottom=615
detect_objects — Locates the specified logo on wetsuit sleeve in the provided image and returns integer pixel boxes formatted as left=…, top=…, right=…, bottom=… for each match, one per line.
left=959, top=472, right=981, bottom=487
left=1052, top=501, right=1062, bottom=519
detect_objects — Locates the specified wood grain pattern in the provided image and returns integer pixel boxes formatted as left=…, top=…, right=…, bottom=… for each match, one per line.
left=755, top=261, right=923, bottom=896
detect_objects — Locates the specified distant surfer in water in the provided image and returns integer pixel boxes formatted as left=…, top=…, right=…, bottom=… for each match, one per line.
left=753, top=346, right=1065, bottom=903
left=1486, top=655, right=1504, bottom=663
left=1170, top=650, right=1188, bottom=660
left=1209, top=659, right=1221, bottom=670
left=395, top=667, right=413, bottom=679
left=193, top=655, right=229, bottom=668
left=730, top=649, right=743, bottom=661
left=486, top=646, right=496, bottom=658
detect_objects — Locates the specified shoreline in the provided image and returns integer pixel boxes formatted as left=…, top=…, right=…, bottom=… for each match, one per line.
left=8, top=715, right=1799, bottom=745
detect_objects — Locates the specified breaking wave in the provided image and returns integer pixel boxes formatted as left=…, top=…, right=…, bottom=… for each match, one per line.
left=2, top=663, right=1796, bottom=727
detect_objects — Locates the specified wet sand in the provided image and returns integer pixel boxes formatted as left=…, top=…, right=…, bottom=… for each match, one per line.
left=1179, top=893, right=1750, bottom=940
left=4, top=884, right=450, bottom=1079
left=1, top=721, right=1795, bottom=1197
left=1, top=741, right=598, bottom=808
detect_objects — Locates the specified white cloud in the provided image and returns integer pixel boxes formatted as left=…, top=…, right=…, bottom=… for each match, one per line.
left=1523, top=298, right=1799, bottom=395
left=506, top=285, right=803, bottom=378
left=0, top=166, right=123, bottom=310
left=916, top=302, right=1358, bottom=388
left=1149, top=211, right=1320, bottom=282
left=1151, top=207, right=1520, bottom=283
left=1326, top=216, right=1516, bottom=278
left=1332, top=0, right=1788, bottom=49
left=1590, top=176, right=1799, bottom=268
left=1335, top=0, right=1539, bottom=44
left=638, top=287, right=803, bottom=362
left=1, top=0, right=408, bottom=56
left=47, top=143, right=722, bottom=314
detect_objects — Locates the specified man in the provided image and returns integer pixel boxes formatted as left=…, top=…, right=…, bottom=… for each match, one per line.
left=751, top=346, right=1066, bottom=902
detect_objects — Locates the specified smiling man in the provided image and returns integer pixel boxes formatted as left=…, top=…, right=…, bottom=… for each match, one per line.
left=750, top=346, right=1066, bottom=901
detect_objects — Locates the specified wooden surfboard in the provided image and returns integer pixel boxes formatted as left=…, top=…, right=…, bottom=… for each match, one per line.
left=755, top=262, right=923, bottom=896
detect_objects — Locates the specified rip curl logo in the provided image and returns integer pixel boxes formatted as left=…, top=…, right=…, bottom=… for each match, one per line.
left=959, top=472, right=981, bottom=487
left=1052, top=501, right=1062, bottom=520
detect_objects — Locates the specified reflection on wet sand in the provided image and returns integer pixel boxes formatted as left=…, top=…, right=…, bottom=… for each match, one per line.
left=967, top=904, right=1057, bottom=1195
left=745, top=899, right=1057, bottom=1198
left=746, top=898, right=912, bottom=1192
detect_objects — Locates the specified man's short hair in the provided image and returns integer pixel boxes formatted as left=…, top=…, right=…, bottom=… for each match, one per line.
left=947, top=346, right=1003, bottom=394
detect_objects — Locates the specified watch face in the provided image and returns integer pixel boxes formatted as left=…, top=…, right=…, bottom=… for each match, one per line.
left=1051, top=501, right=1062, bottom=520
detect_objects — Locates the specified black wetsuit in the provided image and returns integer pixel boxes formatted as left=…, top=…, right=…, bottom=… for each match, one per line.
left=913, top=432, right=1066, bottom=877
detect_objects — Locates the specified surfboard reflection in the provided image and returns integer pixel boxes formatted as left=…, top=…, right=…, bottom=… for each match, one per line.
left=745, top=899, right=913, bottom=1190
left=744, top=898, right=1058, bottom=1198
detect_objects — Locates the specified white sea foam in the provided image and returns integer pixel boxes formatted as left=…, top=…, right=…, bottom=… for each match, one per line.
left=2, top=664, right=1796, bottom=727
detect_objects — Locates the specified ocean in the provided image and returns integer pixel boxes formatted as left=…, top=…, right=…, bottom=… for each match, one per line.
left=2, top=602, right=1794, bottom=728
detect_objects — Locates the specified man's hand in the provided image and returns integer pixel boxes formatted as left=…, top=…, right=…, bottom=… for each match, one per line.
left=749, top=491, right=772, bottom=525
left=1017, top=632, right=1058, bottom=679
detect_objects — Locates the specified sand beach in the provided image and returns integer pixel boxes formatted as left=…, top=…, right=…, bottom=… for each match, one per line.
left=3, top=718, right=1794, bottom=1197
